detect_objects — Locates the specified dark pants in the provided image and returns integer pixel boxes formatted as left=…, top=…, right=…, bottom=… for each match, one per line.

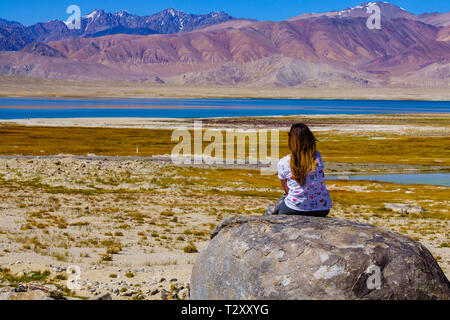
left=271, top=195, right=329, bottom=217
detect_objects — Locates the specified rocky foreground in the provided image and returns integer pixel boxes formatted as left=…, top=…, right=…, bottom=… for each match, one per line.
left=0, top=279, right=189, bottom=300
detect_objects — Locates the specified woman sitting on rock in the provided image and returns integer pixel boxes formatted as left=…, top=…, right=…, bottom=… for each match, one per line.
left=266, top=123, right=332, bottom=217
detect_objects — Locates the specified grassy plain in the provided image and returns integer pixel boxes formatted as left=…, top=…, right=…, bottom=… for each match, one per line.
left=0, top=116, right=449, bottom=167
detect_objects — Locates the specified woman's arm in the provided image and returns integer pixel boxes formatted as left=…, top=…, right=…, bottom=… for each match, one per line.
left=280, top=179, right=289, bottom=194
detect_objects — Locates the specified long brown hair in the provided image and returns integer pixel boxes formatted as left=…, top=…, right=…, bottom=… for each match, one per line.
left=288, top=123, right=318, bottom=186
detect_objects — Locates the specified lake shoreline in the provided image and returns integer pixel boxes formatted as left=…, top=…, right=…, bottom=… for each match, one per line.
left=0, top=98, right=449, bottom=117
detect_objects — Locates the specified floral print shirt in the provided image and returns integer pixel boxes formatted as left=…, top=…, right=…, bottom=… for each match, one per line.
left=277, top=152, right=332, bottom=211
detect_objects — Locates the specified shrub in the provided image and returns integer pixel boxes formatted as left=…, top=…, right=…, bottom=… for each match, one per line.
left=101, top=254, right=113, bottom=262
left=183, top=243, right=198, bottom=253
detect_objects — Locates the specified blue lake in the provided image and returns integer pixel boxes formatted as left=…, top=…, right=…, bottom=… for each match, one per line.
left=0, top=97, right=449, bottom=118
left=327, top=173, right=450, bottom=187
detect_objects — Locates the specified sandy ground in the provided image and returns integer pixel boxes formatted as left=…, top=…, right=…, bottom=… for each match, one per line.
left=0, top=158, right=211, bottom=299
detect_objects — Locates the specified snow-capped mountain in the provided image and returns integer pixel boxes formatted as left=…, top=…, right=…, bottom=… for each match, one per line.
left=76, top=8, right=234, bottom=36
left=0, top=8, right=235, bottom=50
left=335, top=2, right=416, bottom=20
left=289, top=1, right=449, bottom=24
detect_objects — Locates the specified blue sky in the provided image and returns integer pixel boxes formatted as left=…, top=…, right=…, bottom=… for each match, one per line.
left=1, top=0, right=450, bottom=26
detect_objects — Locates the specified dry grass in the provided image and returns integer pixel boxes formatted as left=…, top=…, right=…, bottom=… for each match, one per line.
left=0, top=124, right=449, bottom=167
left=0, top=125, right=175, bottom=157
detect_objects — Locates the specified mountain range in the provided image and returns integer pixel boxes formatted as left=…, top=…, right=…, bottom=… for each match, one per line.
left=0, top=8, right=235, bottom=50
left=0, top=2, right=449, bottom=88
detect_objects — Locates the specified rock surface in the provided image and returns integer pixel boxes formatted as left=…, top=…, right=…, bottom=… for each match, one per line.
left=384, top=203, right=428, bottom=214
left=0, top=286, right=53, bottom=300
left=88, top=293, right=112, bottom=300
left=0, top=283, right=63, bottom=300
left=27, top=283, right=63, bottom=299
left=191, top=216, right=450, bottom=300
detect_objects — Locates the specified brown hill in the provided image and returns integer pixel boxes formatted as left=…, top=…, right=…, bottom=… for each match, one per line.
left=44, top=17, right=444, bottom=75
left=0, top=51, right=149, bottom=81
left=438, top=26, right=450, bottom=42
left=21, top=42, right=67, bottom=58
left=418, top=12, right=450, bottom=27
left=165, top=55, right=383, bottom=87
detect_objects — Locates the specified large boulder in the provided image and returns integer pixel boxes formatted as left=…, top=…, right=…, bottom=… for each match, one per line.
left=191, top=216, right=450, bottom=300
